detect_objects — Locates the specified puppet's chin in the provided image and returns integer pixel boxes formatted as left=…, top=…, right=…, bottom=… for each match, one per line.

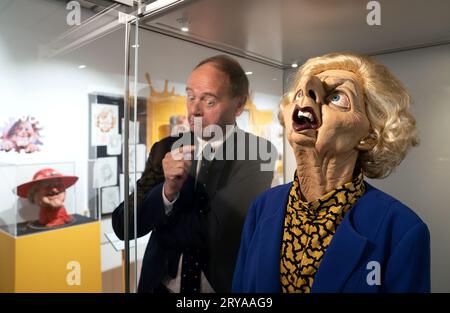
left=288, top=128, right=317, bottom=148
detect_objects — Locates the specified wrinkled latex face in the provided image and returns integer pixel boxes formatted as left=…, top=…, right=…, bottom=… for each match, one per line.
left=283, top=69, right=371, bottom=157
left=33, top=179, right=66, bottom=210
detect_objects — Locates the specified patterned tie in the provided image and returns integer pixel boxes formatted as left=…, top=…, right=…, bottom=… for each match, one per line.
left=180, top=145, right=212, bottom=293
left=195, top=146, right=213, bottom=193
left=180, top=247, right=202, bottom=293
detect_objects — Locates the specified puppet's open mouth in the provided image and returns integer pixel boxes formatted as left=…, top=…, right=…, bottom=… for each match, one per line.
left=45, top=190, right=63, bottom=197
left=292, top=106, right=319, bottom=131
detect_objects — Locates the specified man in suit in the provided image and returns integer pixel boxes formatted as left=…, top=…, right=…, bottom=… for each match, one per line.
left=112, top=55, right=277, bottom=293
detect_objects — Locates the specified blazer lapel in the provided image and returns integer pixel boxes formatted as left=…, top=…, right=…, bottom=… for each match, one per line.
left=205, top=158, right=227, bottom=197
left=201, top=130, right=238, bottom=197
left=312, top=205, right=368, bottom=292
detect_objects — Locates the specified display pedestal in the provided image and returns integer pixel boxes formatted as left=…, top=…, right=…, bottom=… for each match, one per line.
left=105, top=231, right=151, bottom=292
left=0, top=217, right=101, bottom=292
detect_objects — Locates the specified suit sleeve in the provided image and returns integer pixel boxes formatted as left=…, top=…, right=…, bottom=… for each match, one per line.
left=383, top=222, right=431, bottom=292
left=112, top=137, right=207, bottom=247
left=232, top=198, right=259, bottom=292
left=139, top=174, right=209, bottom=249
left=112, top=142, right=167, bottom=240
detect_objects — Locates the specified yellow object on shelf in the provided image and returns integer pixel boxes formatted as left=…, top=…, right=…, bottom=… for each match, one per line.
left=0, top=219, right=101, bottom=293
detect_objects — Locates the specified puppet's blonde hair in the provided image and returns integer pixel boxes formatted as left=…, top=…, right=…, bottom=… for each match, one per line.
left=281, top=52, right=419, bottom=178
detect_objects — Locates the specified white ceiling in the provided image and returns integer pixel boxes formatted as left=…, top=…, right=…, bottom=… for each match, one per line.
left=141, top=0, right=450, bottom=68
left=3, top=0, right=449, bottom=68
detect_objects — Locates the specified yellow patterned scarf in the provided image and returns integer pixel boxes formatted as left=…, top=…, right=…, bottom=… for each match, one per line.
left=280, top=171, right=365, bottom=293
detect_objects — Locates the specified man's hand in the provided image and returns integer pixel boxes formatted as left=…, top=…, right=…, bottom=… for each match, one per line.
left=162, top=145, right=195, bottom=201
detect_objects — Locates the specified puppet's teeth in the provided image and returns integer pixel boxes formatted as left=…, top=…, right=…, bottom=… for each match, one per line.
left=297, top=111, right=314, bottom=122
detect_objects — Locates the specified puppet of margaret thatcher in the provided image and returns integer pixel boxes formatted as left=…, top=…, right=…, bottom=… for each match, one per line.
left=233, top=53, right=430, bottom=293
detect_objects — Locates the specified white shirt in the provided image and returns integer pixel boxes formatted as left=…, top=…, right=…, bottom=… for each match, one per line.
left=161, top=126, right=237, bottom=293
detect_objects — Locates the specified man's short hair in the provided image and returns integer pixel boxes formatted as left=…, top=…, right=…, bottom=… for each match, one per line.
left=195, top=55, right=249, bottom=99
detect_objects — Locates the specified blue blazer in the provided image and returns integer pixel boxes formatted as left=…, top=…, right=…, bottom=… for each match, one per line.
left=232, top=182, right=430, bottom=293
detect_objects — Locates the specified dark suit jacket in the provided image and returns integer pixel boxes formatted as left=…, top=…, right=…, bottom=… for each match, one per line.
left=112, top=129, right=276, bottom=292
left=232, top=182, right=430, bottom=292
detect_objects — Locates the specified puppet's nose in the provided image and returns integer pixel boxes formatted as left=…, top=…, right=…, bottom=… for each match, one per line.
left=299, top=75, right=326, bottom=105
left=292, top=75, right=325, bottom=129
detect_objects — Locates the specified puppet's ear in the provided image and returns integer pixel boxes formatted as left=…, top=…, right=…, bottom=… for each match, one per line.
left=356, top=132, right=377, bottom=151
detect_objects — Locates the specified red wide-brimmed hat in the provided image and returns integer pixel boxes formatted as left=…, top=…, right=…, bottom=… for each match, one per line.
left=16, top=168, right=78, bottom=198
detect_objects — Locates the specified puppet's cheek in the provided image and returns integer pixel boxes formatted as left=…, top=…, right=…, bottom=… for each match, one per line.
left=282, top=106, right=293, bottom=128
left=316, top=116, right=369, bottom=154
left=41, top=193, right=66, bottom=208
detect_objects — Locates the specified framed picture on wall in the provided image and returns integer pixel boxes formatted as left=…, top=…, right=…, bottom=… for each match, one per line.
left=107, top=133, right=122, bottom=155
left=91, top=103, right=119, bottom=146
left=88, top=92, right=147, bottom=216
left=101, top=186, right=120, bottom=215
left=93, top=157, right=117, bottom=188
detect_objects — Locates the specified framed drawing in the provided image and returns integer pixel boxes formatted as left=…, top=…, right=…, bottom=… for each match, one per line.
left=93, top=157, right=117, bottom=188
left=88, top=93, right=147, bottom=216
left=107, top=133, right=122, bottom=156
left=101, top=186, right=120, bottom=215
left=90, top=103, right=119, bottom=146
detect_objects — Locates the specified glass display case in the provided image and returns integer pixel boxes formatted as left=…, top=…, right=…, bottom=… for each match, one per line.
left=0, top=161, right=102, bottom=292
left=0, top=0, right=284, bottom=293
left=0, top=161, right=92, bottom=237
left=0, top=0, right=141, bottom=293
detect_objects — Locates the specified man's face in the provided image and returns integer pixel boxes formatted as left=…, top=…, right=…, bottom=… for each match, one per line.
left=186, top=63, right=244, bottom=138
left=33, top=179, right=66, bottom=210
left=283, top=69, right=371, bottom=156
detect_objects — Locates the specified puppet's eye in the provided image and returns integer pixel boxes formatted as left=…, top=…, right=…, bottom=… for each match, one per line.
left=293, top=90, right=303, bottom=101
left=328, top=92, right=349, bottom=109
